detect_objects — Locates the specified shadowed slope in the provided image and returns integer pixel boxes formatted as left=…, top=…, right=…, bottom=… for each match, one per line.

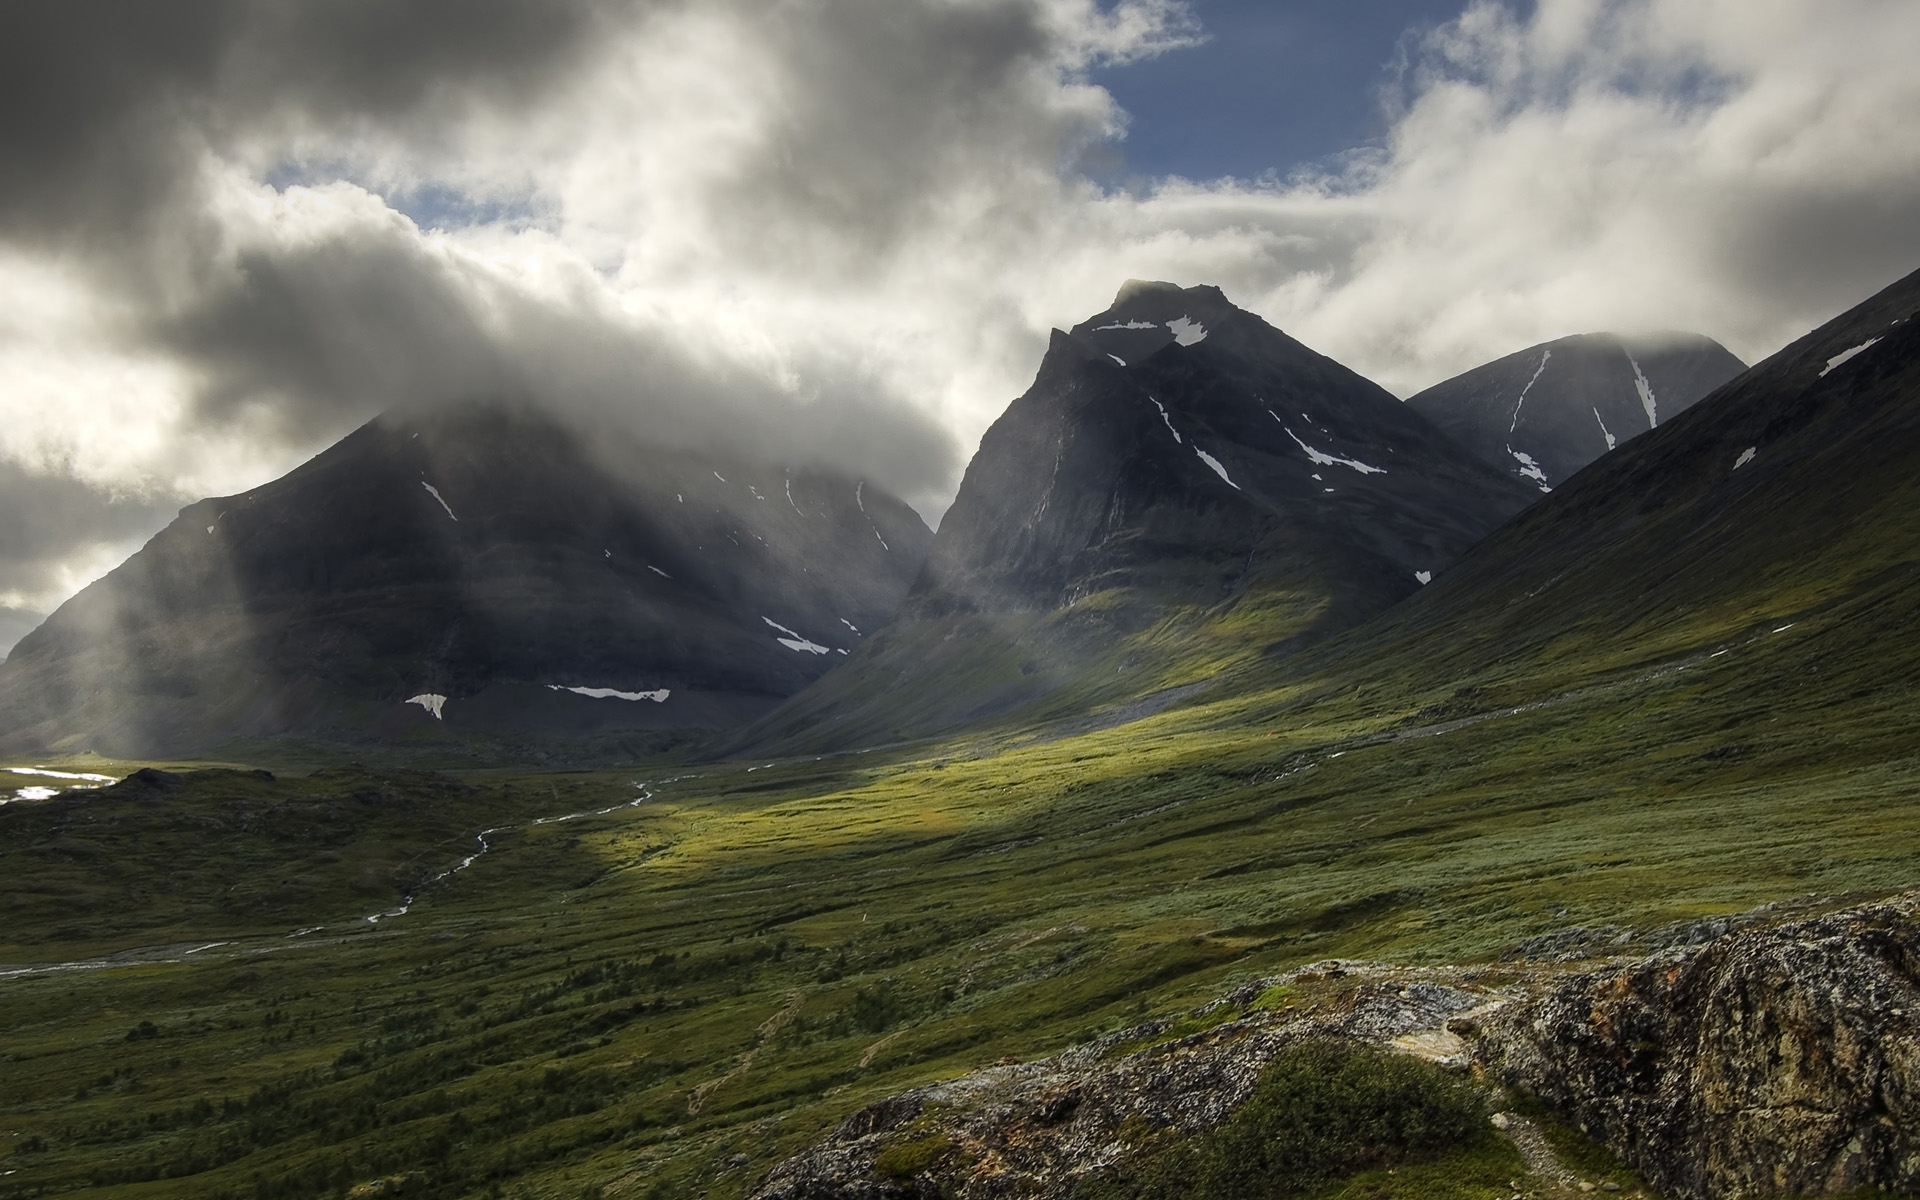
left=0, top=404, right=931, bottom=758
left=1406, top=332, right=1746, bottom=493
left=734, top=282, right=1536, bottom=753
left=1304, top=265, right=1920, bottom=702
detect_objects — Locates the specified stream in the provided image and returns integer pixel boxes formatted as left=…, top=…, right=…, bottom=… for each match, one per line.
left=0, top=781, right=661, bottom=982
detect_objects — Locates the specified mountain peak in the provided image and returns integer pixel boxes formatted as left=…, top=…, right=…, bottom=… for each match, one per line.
left=1071, top=281, right=1243, bottom=367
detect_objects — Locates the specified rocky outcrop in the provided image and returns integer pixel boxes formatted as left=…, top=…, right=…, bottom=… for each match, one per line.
left=1479, top=895, right=1920, bottom=1200
left=748, top=894, right=1920, bottom=1200
left=750, top=964, right=1509, bottom=1200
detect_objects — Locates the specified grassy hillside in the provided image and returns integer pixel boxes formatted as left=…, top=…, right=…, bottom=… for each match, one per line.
left=3, top=274, right=1917, bottom=1200
left=3, top=551, right=1918, bottom=1199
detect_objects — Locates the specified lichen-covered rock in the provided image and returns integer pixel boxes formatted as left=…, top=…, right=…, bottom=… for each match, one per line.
left=1479, top=895, right=1920, bottom=1200
left=750, top=964, right=1498, bottom=1200
left=751, top=894, right=1920, bottom=1200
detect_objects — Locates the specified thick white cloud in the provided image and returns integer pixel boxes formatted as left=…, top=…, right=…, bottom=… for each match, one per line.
left=1, top=0, right=1917, bottom=633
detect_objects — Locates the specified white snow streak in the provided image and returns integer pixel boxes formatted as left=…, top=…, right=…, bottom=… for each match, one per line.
left=1626, top=351, right=1658, bottom=428
left=840, top=618, right=861, bottom=635
left=1275, top=417, right=1386, bottom=475
left=855, top=481, right=889, bottom=550
left=785, top=474, right=803, bottom=515
left=1093, top=319, right=1158, bottom=330
left=1733, top=447, right=1756, bottom=470
left=406, top=693, right=447, bottom=719
left=1821, top=338, right=1882, bottom=376
left=421, top=482, right=457, bottom=521
left=762, top=617, right=830, bottom=655
left=1509, top=349, right=1551, bottom=435
left=1108, top=354, right=1126, bottom=366
left=1593, top=407, right=1617, bottom=451
left=647, top=565, right=670, bottom=578
left=1167, top=316, right=1207, bottom=346
left=9, top=787, right=59, bottom=802
left=547, top=685, right=670, bottom=703
left=1195, top=449, right=1239, bottom=489
left=1150, top=397, right=1183, bottom=443
left=713, top=471, right=727, bottom=483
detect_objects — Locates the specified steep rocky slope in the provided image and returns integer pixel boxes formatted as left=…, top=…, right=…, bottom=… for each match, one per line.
left=736, top=282, right=1537, bottom=752
left=1406, top=332, right=1746, bottom=492
left=751, top=894, right=1920, bottom=1200
left=0, top=404, right=931, bottom=757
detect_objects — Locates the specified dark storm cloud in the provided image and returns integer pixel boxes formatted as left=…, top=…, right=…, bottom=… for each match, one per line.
left=0, top=0, right=626, bottom=243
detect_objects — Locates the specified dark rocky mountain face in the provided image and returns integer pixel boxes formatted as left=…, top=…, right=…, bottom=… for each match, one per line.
left=0, top=404, right=931, bottom=757
left=735, top=282, right=1539, bottom=751
left=1406, top=332, right=1746, bottom=493
left=1324, top=265, right=1920, bottom=692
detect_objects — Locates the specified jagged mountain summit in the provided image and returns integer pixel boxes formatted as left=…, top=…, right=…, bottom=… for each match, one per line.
left=0, top=404, right=931, bottom=757
left=1406, top=332, right=1746, bottom=492
left=735, top=281, right=1539, bottom=752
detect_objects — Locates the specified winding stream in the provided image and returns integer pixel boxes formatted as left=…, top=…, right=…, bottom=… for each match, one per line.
left=0, top=781, right=661, bottom=981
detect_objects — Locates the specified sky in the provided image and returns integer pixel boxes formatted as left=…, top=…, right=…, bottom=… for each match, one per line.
left=3, top=0, right=1919, bottom=654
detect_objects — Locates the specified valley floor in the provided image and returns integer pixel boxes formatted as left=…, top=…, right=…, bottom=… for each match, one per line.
left=2, top=580, right=1918, bottom=1199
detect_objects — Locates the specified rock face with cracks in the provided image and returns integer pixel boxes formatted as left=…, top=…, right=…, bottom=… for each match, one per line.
left=747, top=894, right=1920, bottom=1200
left=1479, top=894, right=1920, bottom=1200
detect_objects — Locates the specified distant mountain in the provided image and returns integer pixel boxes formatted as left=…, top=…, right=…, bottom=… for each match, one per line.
left=1406, top=333, right=1746, bottom=492
left=1324, top=266, right=1920, bottom=693
left=0, top=404, right=931, bottom=757
left=735, top=281, right=1539, bottom=752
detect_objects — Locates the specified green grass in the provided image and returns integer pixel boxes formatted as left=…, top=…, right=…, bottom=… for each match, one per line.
left=3, top=509, right=1920, bottom=1198
left=1074, top=1040, right=1502, bottom=1200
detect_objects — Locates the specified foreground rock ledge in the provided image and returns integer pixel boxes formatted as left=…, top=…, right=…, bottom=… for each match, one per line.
left=747, top=893, right=1920, bottom=1200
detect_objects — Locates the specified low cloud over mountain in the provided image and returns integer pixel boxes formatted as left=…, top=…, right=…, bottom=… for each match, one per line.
left=3, top=0, right=1918, bottom=649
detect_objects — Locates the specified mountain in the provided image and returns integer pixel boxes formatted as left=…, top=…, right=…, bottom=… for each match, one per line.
left=735, top=281, right=1539, bottom=751
left=0, top=404, right=931, bottom=757
left=1315, top=265, right=1920, bottom=699
left=1406, top=332, right=1746, bottom=493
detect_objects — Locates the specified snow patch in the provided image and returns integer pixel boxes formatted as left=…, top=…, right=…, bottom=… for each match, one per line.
left=1415, top=571, right=1432, bottom=585
left=1626, top=351, right=1658, bottom=427
left=206, top=525, right=215, bottom=534
left=1195, top=448, right=1239, bottom=489
left=421, top=482, right=457, bottom=521
left=762, top=617, right=830, bottom=655
left=10, top=787, right=59, bottom=802
left=1150, top=397, right=1183, bottom=443
left=713, top=471, right=727, bottom=483
left=1593, top=408, right=1616, bottom=451
left=855, top=482, right=889, bottom=550
left=1167, top=316, right=1207, bottom=346
left=840, top=618, right=861, bottom=635
left=547, top=685, right=670, bottom=703
left=1509, top=447, right=1550, bottom=490
left=749, top=486, right=764, bottom=501
left=406, top=693, right=447, bottom=720
left=1733, top=446, right=1756, bottom=470
left=1093, top=319, right=1158, bottom=331
left=1509, top=349, right=1552, bottom=435
left=1276, top=418, right=1386, bottom=475
left=1821, top=338, right=1882, bottom=376
left=1108, top=354, right=1126, bottom=367
left=7, top=766, right=117, bottom=783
